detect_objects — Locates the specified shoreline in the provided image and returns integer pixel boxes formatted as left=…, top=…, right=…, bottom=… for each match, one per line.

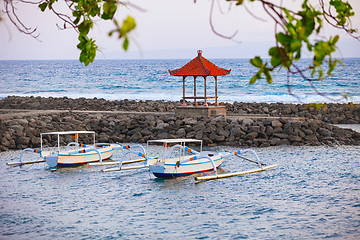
left=0, top=96, right=359, bottom=151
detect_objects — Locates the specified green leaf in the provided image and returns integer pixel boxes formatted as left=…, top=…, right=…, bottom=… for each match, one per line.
left=123, top=37, right=129, bottom=50
left=310, top=67, right=316, bottom=77
left=78, top=20, right=92, bottom=36
left=330, top=0, right=355, bottom=26
left=102, top=1, right=117, bottom=20
left=249, top=56, right=263, bottom=68
left=269, top=47, right=283, bottom=67
left=318, top=68, right=324, bottom=80
left=39, top=2, right=48, bottom=12
left=276, top=32, right=291, bottom=46
left=290, top=39, right=302, bottom=51
left=77, top=34, right=97, bottom=66
left=249, top=74, right=258, bottom=84
left=121, top=16, right=136, bottom=35
left=73, top=16, right=81, bottom=25
left=306, top=41, right=312, bottom=51
left=264, top=69, right=272, bottom=84
left=331, top=35, right=339, bottom=45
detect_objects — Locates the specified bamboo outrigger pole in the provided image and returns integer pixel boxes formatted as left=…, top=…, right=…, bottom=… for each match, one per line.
left=194, top=164, right=278, bottom=182
left=88, top=158, right=147, bottom=166
left=102, top=164, right=148, bottom=172
left=7, top=159, right=46, bottom=166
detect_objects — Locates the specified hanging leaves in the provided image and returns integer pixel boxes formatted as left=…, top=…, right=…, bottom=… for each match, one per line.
left=246, top=0, right=358, bottom=88
left=108, top=16, right=136, bottom=51
left=36, top=0, right=136, bottom=66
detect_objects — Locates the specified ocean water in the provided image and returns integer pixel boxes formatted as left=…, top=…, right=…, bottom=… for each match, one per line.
left=0, top=58, right=359, bottom=103
left=0, top=145, right=359, bottom=239
left=1, top=58, right=359, bottom=239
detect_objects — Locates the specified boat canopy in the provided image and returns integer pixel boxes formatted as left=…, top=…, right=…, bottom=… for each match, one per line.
left=41, top=131, right=95, bottom=135
left=147, top=139, right=202, bottom=144
left=147, top=139, right=203, bottom=157
left=40, top=131, right=96, bottom=152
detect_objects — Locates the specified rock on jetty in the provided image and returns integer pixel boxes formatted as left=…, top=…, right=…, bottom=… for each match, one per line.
left=225, top=102, right=360, bottom=124
left=0, top=96, right=178, bottom=112
left=0, top=96, right=359, bottom=151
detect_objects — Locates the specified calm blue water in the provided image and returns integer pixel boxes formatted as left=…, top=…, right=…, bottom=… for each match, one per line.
left=0, top=58, right=359, bottom=103
left=1, top=145, right=359, bottom=239
left=1, top=59, right=359, bottom=239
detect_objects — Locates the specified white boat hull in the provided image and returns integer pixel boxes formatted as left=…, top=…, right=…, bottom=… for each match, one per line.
left=45, top=145, right=116, bottom=167
left=149, top=153, right=224, bottom=178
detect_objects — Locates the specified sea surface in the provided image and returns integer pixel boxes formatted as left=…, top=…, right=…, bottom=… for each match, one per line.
left=0, top=58, right=359, bottom=103
left=0, top=145, right=359, bottom=239
left=0, top=58, right=359, bottom=239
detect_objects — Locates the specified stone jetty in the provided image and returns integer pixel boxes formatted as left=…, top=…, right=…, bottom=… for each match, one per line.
left=0, top=96, right=359, bottom=151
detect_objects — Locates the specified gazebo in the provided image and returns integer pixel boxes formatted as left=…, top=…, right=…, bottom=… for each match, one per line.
left=169, top=50, right=231, bottom=117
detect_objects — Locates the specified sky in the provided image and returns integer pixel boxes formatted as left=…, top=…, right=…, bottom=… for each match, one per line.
left=0, top=0, right=360, bottom=60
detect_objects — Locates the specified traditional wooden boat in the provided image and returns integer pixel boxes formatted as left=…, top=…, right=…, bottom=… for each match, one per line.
left=103, top=138, right=277, bottom=181
left=102, top=139, right=220, bottom=175
left=147, top=139, right=224, bottom=178
left=7, top=131, right=122, bottom=168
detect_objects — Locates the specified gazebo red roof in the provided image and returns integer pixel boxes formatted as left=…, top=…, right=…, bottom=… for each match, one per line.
left=169, top=50, right=231, bottom=76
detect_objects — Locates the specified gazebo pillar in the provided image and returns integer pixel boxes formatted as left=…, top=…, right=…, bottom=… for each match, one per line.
left=204, top=76, right=208, bottom=107
left=194, top=76, right=197, bottom=106
left=215, top=76, right=218, bottom=106
left=182, top=76, right=186, bottom=106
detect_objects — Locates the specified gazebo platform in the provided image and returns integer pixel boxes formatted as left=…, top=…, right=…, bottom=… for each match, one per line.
left=176, top=105, right=226, bottom=118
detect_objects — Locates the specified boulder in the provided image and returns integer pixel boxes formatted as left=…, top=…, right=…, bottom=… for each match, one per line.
left=209, top=132, right=225, bottom=142
left=288, top=135, right=302, bottom=142
left=195, top=132, right=203, bottom=140
left=186, top=131, right=196, bottom=138
left=12, top=124, right=24, bottom=134
left=242, top=119, right=253, bottom=127
left=154, top=122, right=170, bottom=130
left=183, top=118, right=197, bottom=125
left=140, top=128, right=152, bottom=136
left=276, top=139, right=291, bottom=145
left=1, top=137, right=11, bottom=148
left=157, top=132, right=168, bottom=139
left=245, top=132, right=258, bottom=140
left=217, top=129, right=230, bottom=138
left=270, top=137, right=281, bottom=146
left=145, top=115, right=155, bottom=122
left=273, top=133, right=289, bottom=139
left=271, top=120, right=283, bottom=128
left=175, top=128, right=185, bottom=137
left=318, top=127, right=332, bottom=137
left=130, top=132, right=142, bottom=142
left=16, top=136, right=30, bottom=146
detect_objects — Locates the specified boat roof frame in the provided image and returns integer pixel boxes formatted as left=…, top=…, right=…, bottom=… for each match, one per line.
left=147, top=139, right=203, bottom=160
left=147, top=139, right=202, bottom=144
left=40, top=131, right=96, bottom=153
left=40, top=131, right=95, bottom=136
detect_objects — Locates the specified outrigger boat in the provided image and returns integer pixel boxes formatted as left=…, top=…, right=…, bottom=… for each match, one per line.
left=7, top=131, right=123, bottom=168
left=103, top=138, right=277, bottom=182
left=148, top=139, right=223, bottom=178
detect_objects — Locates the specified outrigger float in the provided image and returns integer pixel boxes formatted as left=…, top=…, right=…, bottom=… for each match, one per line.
left=7, top=131, right=127, bottom=168
left=102, top=138, right=277, bottom=182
